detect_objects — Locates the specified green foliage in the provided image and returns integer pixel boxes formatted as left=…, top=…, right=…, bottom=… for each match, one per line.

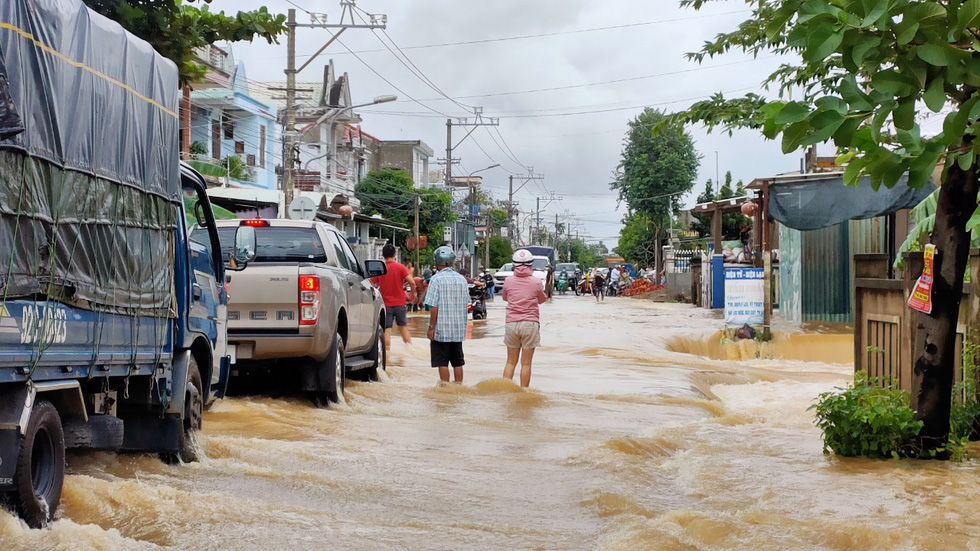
left=478, top=236, right=512, bottom=269
left=666, top=0, right=980, bottom=193
left=82, top=0, right=286, bottom=86
left=616, top=212, right=658, bottom=266
left=355, top=169, right=454, bottom=261
left=189, top=140, right=208, bottom=156
left=613, top=108, right=700, bottom=237
left=810, top=371, right=923, bottom=459
left=951, top=338, right=980, bottom=441
left=185, top=155, right=253, bottom=182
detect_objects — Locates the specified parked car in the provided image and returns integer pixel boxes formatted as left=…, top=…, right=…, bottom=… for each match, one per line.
left=494, top=263, right=514, bottom=288
left=211, top=219, right=388, bottom=406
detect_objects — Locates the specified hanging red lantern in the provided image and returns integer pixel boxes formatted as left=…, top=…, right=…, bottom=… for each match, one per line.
left=740, top=201, right=758, bottom=216
left=338, top=205, right=354, bottom=217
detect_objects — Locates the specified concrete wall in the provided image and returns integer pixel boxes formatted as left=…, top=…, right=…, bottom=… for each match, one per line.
left=667, top=272, right=693, bottom=301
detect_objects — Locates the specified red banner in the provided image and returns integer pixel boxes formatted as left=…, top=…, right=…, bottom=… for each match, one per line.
left=908, top=244, right=936, bottom=314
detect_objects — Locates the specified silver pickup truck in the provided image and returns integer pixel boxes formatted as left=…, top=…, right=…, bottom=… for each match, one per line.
left=213, top=219, right=387, bottom=405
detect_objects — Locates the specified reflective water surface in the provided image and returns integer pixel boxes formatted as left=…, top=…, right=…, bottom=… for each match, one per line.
left=3, top=297, right=980, bottom=550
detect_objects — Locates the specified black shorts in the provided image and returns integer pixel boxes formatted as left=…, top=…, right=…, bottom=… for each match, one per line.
left=385, top=305, right=408, bottom=328
left=430, top=340, right=465, bottom=368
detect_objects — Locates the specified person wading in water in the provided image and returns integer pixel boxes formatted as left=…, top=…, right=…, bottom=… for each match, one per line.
left=425, top=246, right=470, bottom=384
left=370, top=243, right=416, bottom=350
left=501, top=249, right=548, bottom=387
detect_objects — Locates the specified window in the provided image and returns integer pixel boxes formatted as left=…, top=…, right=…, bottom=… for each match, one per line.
left=215, top=226, right=327, bottom=263
left=259, top=125, right=266, bottom=167
left=338, top=236, right=363, bottom=276
left=325, top=231, right=351, bottom=271
left=532, top=258, right=550, bottom=271
left=222, top=113, right=235, bottom=139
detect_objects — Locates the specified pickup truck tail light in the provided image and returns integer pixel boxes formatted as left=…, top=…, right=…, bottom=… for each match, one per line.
left=299, top=275, right=320, bottom=326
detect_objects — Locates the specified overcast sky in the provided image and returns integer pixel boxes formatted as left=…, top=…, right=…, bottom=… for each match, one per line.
left=211, top=0, right=803, bottom=247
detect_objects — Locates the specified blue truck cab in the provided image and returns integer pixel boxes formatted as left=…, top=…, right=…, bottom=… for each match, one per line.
left=0, top=0, right=255, bottom=528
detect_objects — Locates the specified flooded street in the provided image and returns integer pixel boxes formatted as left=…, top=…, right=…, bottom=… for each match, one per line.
left=4, top=296, right=980, bottom=550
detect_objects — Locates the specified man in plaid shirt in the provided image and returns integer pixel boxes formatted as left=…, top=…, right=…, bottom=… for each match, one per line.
left=424, top=246, right=470, bottom=383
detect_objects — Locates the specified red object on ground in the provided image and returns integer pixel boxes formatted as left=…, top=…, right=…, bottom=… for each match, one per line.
left=621, top=279, right=666, bottom=297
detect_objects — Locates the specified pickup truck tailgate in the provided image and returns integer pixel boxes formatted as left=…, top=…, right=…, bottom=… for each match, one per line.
left=228, top=264, right=300, bottom=330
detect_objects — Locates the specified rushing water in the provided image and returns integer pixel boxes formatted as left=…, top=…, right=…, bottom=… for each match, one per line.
left=3, top=297, right=980, bottom=550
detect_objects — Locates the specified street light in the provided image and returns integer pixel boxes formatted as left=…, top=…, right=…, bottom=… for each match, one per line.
left=304, top=95, right=398, bottom=177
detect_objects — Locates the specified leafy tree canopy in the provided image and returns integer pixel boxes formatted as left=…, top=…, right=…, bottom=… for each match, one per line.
left=478, top=236, right=513, bottom=269
left=82, top=0, right=286, bottom=86
left=356, top=168, right=455, bottom=262
left=613, top=108, right=701, bottom=229
left=616, top=213, right=659, bottom=266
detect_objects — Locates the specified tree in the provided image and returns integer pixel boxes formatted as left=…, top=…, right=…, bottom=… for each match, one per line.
left=477, top=236, right=512, bottom=269
left=667, top=0, right=980, bottom=452
left=356, top=168, right=454, bottom=263
left=616, top=213, right=659, bottom=266
left=612, top=108, right=700, bottom=274
left=690, top=179, right=715, bottom=236
left=567, top=239, right=601, bottom=268
left=82, top=0, right=286, bottom=86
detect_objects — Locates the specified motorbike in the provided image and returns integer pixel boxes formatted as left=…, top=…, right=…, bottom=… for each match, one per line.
left=578, top=275, right=592, bottom=296
left=556, top=271, right=569, bottom=295
left=468, top=283, right=488, bottom=320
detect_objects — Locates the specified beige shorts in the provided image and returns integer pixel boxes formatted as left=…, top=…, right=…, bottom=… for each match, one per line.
left=504, top=321, right=541, bottom=349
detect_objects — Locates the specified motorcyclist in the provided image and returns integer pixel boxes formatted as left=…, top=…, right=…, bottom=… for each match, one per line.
left=608, top=266, right=621, bottom=296
left=480, top=270, right=495, bottom=301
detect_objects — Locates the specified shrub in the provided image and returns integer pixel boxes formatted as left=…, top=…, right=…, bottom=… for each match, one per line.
left=810, top=371, right=922, bottom=459
left=950, top=339, right=980, bottom=441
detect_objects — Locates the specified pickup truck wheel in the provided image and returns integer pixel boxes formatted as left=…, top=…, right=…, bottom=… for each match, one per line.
left=8, top=400, right=64, bottom=528
left=368, top=324, right=386, bottom=382
left=161, top=359, right=203, bottom=464
left=327, top=334, right=346, bottom=405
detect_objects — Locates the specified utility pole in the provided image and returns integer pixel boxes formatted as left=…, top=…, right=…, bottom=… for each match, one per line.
left=506, top=167, right=544, bottom=247
left=555, top=212, right=559, bottom=251
left=283, top=9, right=297, bottom=208
left=281, top=2, right=386, bottom=212
left=535, top=197, right=540, bottom=245
left=414, top=193, right=420, bottom=271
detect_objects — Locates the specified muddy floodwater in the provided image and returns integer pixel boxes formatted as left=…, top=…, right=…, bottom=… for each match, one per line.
left=4, top=297, right=980, bottom=550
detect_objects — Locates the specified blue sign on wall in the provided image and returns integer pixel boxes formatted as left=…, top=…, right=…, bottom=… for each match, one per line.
left=724, top=267, right=764, bottom=325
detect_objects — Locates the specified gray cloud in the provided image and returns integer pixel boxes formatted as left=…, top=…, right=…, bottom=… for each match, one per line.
left=218, top=0, right=802, bottom=246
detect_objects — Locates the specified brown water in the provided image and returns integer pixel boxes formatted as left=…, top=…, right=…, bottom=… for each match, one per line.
left=3, top=298, right=980, bottom=550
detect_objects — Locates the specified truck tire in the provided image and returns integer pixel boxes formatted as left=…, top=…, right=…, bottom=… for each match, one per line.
left=8, top=400, right=64, bottom=528
left=367, top=323, right=386, bottom=382
left=161, top=358, right=203, bottom=464
left=326, top=334, right=346, bottom=405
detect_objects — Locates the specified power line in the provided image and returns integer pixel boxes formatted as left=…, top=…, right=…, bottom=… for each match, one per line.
left=360, top=85, right=760, bottom=119
left=244, top=10, right=753, bottom=61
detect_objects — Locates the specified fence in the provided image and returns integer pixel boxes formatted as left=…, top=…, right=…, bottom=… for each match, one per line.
left=664, top=247, right=701, bottom=301
left=854, top=251, right=980, bottom=409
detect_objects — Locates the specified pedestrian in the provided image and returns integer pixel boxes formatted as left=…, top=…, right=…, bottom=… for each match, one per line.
left=501, top=249, right=548, bottom=387
left=592, top=269, right=605, bottom=302
left=370, top=243, right=416, bottom=350
left=424, top=246, right=470, bottom=384
left=608, top=265, right=621, bottom=296
left=480, top=270, right=495, bottom=301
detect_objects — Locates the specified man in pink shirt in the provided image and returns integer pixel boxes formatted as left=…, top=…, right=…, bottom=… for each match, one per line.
left=501, top=249, right=548, bottom=387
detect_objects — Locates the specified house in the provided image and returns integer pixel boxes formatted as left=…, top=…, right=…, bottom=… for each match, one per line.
left=186, top=45, right=278, bottom=190
left=372, top=140, right=434, bottom=187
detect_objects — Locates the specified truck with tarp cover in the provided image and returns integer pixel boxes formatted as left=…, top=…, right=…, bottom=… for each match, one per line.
left=0, top=0, right=254, bottom=527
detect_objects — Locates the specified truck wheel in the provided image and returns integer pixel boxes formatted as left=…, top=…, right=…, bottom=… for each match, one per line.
left=326, top=334, right=346, bottom=405
left=161, top=358, right=203, bottom=464
left=9, top=400, right=64, bottom=528
left=367, top=324, right=386, bottom=382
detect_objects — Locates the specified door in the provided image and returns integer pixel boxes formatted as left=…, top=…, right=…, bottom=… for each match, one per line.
left=338, top=236, right=375, bottom=351
left=183, top=180, right=228, bottom=398
left=325, top=231, right=370, bottom=351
